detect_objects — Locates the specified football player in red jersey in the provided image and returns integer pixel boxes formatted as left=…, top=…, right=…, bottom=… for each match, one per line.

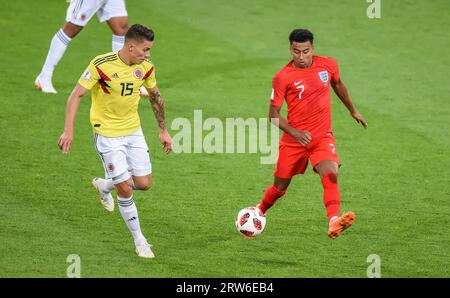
left=257, top=29, right=367, bottom=239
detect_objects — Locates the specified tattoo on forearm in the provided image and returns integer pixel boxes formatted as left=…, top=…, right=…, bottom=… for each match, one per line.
left=149, top=90, right=166, bottom=130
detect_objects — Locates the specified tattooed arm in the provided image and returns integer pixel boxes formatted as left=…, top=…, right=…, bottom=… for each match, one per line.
left=148, top=85, right=173, bottom=154
left=149, top=86, right=167, bottom=130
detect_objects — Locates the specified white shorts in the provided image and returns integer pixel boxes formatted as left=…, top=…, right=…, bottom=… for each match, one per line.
left=94, top=128, right=152, bottom=184
left=65, top=0, right=128, bottom=27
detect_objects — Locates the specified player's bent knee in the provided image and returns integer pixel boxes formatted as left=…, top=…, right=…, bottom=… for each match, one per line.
left=273, top=177, right=291, bottom=191
left=63, top=22, right=83, bottom=38
left=136, top=181, right=151, bottom=191
left=134, top=176, right=152, bottom=191
left=139, top=184, right=151, bottom=191
left=108, top=17, right=129, bottom=36
left=274, top=183, right=289, bottom=191
left=316, top=160, right=339, bottom=178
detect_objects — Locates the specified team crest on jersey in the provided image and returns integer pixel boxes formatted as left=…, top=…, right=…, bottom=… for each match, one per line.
left=318, top=71, right=329, bottom=83
left=133, top=68, right=143, bottom=79
left=107, top=163, right=114, bottom=173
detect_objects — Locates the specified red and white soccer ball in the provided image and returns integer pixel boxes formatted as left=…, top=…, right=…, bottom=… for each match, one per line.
left=235, top=207, right=266, bottom=238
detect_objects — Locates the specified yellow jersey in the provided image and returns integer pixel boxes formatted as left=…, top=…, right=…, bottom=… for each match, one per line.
left=78, top=52, right=156, bottom=137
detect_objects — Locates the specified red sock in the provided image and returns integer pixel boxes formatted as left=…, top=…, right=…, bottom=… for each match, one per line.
left=258, top=185, right=286, bottom=214
left=321, top=172, right=341, bottom=221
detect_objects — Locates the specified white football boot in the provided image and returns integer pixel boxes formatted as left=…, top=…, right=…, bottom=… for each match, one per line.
left=34, top=74, right=57, bottom=94
left=139, top=86, right=149, bottom=97
left=91, top=178, right=114, bottom=212
left=135, top=237, right=155, bottom=258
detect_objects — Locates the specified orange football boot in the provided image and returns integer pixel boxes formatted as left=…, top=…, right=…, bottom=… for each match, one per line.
left=327, top=211, right=355, bottom=239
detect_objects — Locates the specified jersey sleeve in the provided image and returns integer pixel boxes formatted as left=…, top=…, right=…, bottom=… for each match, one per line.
left=270, top=74, right=285, bottom=108
left=329, top=58, right=340, bottom=83
left=142, top=65, right=156, bottom=89
left=78, top=60, right=100, bottom=90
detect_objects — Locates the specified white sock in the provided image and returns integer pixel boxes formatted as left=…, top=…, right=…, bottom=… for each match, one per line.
left=117, top=196, right=144, bottom=242
left=103, top=178, right=114, bottom=192
left=40, top=29, right=72, bottom=77
left=96, top=178, right=114, bottom=193
left=112, top=34, right=125, bottom=52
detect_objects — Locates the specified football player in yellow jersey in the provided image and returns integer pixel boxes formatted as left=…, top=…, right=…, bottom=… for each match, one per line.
left=58, top=24, right=173, bottom=258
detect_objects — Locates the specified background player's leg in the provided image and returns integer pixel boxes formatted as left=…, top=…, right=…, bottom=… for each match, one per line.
left=315, top=160, right=340, bottom=222
left=257, top=176, right=290, bottom=214
left=35, top=22, right=82, bottom=94
left=106, top=16, right=129, bottom=51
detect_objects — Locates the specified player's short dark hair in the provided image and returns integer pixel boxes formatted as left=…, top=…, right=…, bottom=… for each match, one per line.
left=125, top=24, right=155, bottom=42
left=289, top=29, right=314, bottom=45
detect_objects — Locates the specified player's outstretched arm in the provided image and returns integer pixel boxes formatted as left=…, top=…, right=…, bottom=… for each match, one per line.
left=269, top=105, right=312, bottom=146
left=331, top=79, right=368, bottom=128
left=58, top=84, right=88, bottom=154
left=147, top=85, right=173, bottom=154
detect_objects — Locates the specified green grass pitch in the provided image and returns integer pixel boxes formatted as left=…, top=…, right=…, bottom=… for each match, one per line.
left=1, top=0, right=449, bottom=277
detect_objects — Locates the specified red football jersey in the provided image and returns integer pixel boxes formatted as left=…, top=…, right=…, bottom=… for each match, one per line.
left=270, top=56, right=340, bottom=144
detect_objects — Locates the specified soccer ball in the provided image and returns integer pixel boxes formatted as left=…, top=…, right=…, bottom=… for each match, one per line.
left=235, top=207, right=266, bottom=237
